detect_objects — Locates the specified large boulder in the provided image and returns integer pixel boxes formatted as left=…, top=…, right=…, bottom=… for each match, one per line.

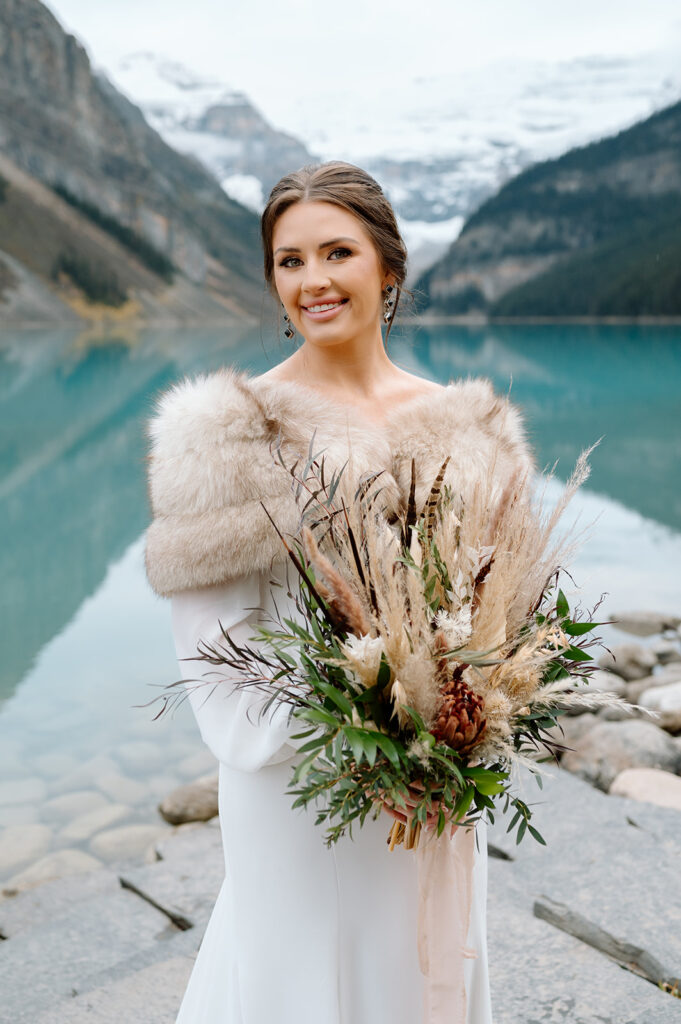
left=638, top=680, right=681, bottom=714
left=561, top=719, right=681, bottom=791
left=609, top=767, right=681, bottom=812
left=563, top=669, right=627, bottom=716
left=598, top=643, right=657, bottom=681
left=543, top=713, right=600, bottom=757
left=610, top=610, right=681, bottom=636
left=0, top=824, right=51, bottom=876
left=159, top=774, right=218, bottom=826
left=628, top=664, right=681, bottom=703
left=651, top=639, right=681, bottom=665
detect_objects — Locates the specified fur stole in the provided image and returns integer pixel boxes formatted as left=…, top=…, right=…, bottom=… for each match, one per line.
left=144, top=366, right=536, bottom=597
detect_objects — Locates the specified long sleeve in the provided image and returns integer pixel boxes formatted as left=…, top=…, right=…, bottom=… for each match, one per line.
left=170, top=570, right=309, bottom=773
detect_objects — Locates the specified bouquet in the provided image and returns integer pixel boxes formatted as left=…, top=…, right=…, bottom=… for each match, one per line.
left=147, top=431, right=640, bottom=1022
left=151, top=433, right=634, bottom=852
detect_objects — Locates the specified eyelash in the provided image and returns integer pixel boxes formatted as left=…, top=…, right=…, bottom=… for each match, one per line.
left=278, top=247, right=352, bottom=268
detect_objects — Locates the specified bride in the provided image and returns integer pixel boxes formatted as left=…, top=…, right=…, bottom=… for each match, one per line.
left=144, top=160, right=535, bottom=1022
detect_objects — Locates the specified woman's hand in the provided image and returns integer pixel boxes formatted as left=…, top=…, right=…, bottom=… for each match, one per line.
left=378, top=780, right=462, bottom=838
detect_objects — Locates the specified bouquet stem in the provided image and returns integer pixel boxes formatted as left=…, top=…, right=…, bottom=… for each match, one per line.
left=387, top=818, right=422, bottom=851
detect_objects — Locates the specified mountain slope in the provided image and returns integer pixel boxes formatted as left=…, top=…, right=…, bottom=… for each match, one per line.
left=110, top=53, right=316, bottom=212
left=0, top=0, right=267, bottom=321
left=414, top=99, right=681, bottom=317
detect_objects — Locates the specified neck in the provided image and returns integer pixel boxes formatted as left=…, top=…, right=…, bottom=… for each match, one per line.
left=285, top=330, right=401, bottom=399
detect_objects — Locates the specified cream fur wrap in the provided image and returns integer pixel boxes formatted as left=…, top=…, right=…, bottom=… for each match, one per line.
left=144, top=366, right=536, bottom=597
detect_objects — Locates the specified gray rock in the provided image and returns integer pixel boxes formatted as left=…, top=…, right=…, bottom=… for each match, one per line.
left=96, top=772, right=149, bottom=806
left=599, top=643, right=657, bottom=681
left=487, top=766, right=681, bottom=1006
left=609, top=767, right=681, bottom=812
left=154, top=818, right=221, bottom=864
left=628, top=664, right=681, bottom=702
left=176, top=749, right=218, bottom=779
left=33, top=751, right=79, bottom=779
left=115, top=740, right=164, bottom=776
left=0, top=867, right=119, bottom=938
left=639, top=680, right=681, bottom=713
left=159, top=774, right=218, bottom=825
left=60, top=803, right=131, bottom=842
left=3, top=849, right=103, bottom=896
left=652, top=639, right=681, bottom=665
left=598, top=702, right=642, bottom=722
left=657, top=711, right=681, bottom=735
left=0, top=805, right=39, bottom=827
left=563, top=669, right=627, bottom=716
left=584, top=668, right=628, bottom=698
left=0, top=777, right=47, bottom=806
left=119, top=824, right=223, bottom=931
left=42, top=789, right=110, bottom=821
left=534, top=894, right=678, bottom=992
left=90, top=824, right=171, bottom=863
left=543, top=712, right=600, bottom=757
left=609, top=610, right=681, bottom=637
left=32, top=953, right=194, bottom=1024
left=560, top=719, right=681, bottom=791
left=49, top=755, right=119, bottom=796
left=0, top=824, right=52, bottom=876
left=0, top=882, right=179, bottom=1022
left=145, top=773, right=183, bottom=800
left=488, top=858, right=679, bottom=1023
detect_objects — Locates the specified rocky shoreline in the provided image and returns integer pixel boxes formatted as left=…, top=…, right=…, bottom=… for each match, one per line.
left=1, top=608, right=680, bottom=1021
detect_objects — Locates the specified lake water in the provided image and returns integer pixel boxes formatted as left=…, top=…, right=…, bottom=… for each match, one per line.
left=1, top=321, right=680, bottom=884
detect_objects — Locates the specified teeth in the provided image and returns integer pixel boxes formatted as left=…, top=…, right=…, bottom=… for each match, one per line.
left=307, top=301, right=343, bottom=313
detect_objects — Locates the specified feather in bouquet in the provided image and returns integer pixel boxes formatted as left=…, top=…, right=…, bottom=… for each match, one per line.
left=151, top=431, right=638, bottom=853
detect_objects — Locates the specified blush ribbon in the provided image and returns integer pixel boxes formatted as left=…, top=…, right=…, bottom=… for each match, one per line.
left=415, top=821, right=477, bottom=1023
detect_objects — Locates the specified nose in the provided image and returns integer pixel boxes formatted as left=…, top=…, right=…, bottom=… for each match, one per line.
left=300, top=257, right=331, bottom=294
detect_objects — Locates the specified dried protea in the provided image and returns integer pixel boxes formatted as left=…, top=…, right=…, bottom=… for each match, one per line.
left=431, top=674, right=487, bottom=754
left=339, top=633, right=386, bottom=689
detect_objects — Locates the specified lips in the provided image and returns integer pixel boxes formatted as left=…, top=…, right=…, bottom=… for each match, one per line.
left=301, top=298, right=349, bottom=321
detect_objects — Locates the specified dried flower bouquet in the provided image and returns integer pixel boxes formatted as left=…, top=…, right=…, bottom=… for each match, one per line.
left=151, top=433, right=634, bottom=850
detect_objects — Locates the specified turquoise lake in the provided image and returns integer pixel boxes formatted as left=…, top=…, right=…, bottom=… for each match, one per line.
left=1, top=322, right=680, bottom=882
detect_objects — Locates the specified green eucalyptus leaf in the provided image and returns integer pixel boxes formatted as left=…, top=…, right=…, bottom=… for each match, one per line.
left=474, top=778, right=507, bottom=796
left=563, top=646, right=593, bottom=662
left=375, top=734, right=402, bottom=769
left=344, top=727, right=367, bottom=765
left=564, top=621, right=601, bottom=636
left=528, top=824, right=547, bottom=845
left=556, top=589, right=570, bottom=619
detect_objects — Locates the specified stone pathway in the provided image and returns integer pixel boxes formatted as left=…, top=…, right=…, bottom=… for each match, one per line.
left=1, top=771, right=680, bottom=1022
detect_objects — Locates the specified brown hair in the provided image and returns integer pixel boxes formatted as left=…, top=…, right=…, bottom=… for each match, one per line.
left=260, top=161, right=411, bottom=341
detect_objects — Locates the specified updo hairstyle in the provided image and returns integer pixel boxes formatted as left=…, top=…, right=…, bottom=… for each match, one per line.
left=260, top=160, right=410, bottom=340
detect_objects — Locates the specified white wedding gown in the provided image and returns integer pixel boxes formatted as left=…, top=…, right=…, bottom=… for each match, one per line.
left=170, top=561, right=493, bottom=1023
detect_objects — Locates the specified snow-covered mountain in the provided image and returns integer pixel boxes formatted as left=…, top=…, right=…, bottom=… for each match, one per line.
left=111, top=52, right=317, bottom=214
left=106, top=50, right=681, bottom=282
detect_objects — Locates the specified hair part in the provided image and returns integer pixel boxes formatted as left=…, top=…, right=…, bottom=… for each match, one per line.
left=260, top=160, right=412, bottom=341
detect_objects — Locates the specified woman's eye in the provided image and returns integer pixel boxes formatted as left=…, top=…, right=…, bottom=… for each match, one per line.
left=278, top=248, right=351, bottom=268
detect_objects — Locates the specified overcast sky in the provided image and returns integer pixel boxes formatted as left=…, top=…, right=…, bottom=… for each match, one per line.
left=47, top=0, right=681, bottom=122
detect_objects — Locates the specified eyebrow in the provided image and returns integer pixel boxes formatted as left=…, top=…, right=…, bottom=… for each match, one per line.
left=274, top=236, right=360, bottom=256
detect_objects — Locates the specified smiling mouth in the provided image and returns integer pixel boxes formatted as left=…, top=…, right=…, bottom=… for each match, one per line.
left=302, top=298, right=349, bottom=311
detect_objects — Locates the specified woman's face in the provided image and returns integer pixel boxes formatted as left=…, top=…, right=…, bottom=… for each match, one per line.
left=271, top=200, right=394, bottom=347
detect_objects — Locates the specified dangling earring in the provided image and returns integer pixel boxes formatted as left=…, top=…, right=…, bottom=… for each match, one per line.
left=281, top=302, right=295, bottom=339
left=383, top=284, right=395, bottom=323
